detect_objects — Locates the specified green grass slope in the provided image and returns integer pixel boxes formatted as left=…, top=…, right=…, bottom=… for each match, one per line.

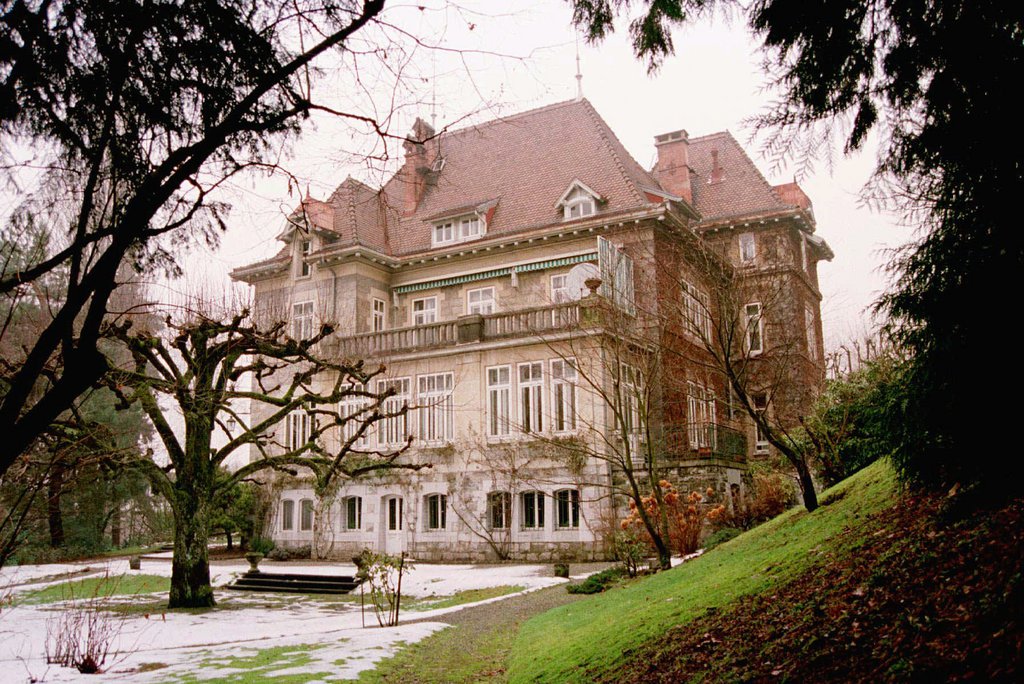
left=508, top=460, right=897, bottom=683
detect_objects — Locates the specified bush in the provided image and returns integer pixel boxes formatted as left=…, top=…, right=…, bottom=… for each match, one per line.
left=267, top=544, right=309, bottom=561
left=703, top=527, right=741, bottom=550
left=354, top=549, right=413, bottom=627
left=566, top=566, right=626, bottom=594
left=707, top=470, right=796, bottom=532
left=621, top=481, right=716, bottom=557
left=612, top=529, right=647, bottom=577
left=248, top=537, right=275, bottom=556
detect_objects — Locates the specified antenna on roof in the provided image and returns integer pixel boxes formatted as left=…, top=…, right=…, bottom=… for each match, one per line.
left=575, top=31, right=584, bottom=102
left=431, top=52, right=437, bottom=129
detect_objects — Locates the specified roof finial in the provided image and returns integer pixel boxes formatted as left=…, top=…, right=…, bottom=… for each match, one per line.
left=574, top=32, right=584, bottom=102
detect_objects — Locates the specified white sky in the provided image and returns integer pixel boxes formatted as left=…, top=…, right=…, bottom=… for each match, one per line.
left=171, top=1, right=916, bottom=349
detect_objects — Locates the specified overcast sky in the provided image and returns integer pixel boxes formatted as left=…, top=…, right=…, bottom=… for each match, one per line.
left=171, top=1, right=915, bottom=349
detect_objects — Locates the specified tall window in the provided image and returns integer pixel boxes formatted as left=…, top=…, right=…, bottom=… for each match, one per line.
left=281, top=500, right=295, bottom=531
left=300, top=499, right=314, bottom=531
left=800, top=234, right=809, bottom=272
left=376, top=378, right=410, bottom=447
left=488, top=491, right=511, bottom=529
left=467, top=287, right=495, bottom=315
left=744, top=302, right=763, bottom=355
left=339, top=384, right=370, bottom=447
left=555, top=489, right=580, bottom=529
left=299, top=239, right=312, bottom=277
left=753, top=393, right=769, bottom=453
left=563, top=187, right=596, bottom=220
left=739, top=233, right=756, bottom=263
left=805, top=306, right=818, bottom=360
left=418, top=373, right=454, bottom=444
left=521, top=491, right=545, bottom=529
left=344, top=496, right=362, bottom=530
left=598, top=237, right=636, bottom=315
left=618, top=363, right=640, bottom=435
left=372, top=298, right=386, bottom=332
left=285, top=410, right=313, bottom=451
left=519, top=362, right=544, bottom=434
left=687, top=382, right=717, bottom=449
left=292, top=301, right=314, bottom=339
left=387, top=496, right=403, bottom=531
left=551, top=274, right=570, bottom=303
left=551, top=359, right=577, bottom=433
left=487, top=366, right=511, bottom=437
left=425, top=493, right=447, bottom=530
left=682, top=281, right=711, bottom=339
left=412, top=297, right=437, bottom=325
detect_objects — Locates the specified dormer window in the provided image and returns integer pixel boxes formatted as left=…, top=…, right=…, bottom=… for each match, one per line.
left=556, top=180, right=603, bottom=222
left=432, top=213, right=487, bottom=247
left=298, top=239, right=312, bottom=277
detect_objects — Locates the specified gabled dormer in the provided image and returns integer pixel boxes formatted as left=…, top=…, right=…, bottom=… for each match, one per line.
left=556, top=180, right=603, bottom=221
left=427, top=198, right=498, bottom=248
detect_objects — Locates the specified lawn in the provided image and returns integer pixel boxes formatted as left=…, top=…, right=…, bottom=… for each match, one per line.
left=507, top=460, right=898, bottom=682
left=17, top=572, right=169, bottom=605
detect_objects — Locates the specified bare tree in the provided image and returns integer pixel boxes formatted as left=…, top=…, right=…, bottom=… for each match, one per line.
left=102, top=308, right=421, bottom=607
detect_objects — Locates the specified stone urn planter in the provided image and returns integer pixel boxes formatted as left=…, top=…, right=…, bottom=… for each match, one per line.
left=128, top=555, right=141, bottom=571
left=245, top=551, right=264, bottom=573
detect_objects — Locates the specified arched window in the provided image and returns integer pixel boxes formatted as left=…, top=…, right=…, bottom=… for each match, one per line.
left=281, top=500, right=295, bottom=531
left=555, top=489, right=580, bottom=529
left=487, top=491, right=511, bottom=530
left=424, top=493, right=447, bottom=530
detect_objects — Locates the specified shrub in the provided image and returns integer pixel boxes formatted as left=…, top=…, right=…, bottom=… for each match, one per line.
left=621, top=481, right=715, bottom=557
left=612, top=529, right=647, bottom=577
left=354, top=549, right=413, bottom=627
left=707, top=470, right=796, bottom=531
left=267, top=544, right=309, bottom=561
left=703, top=527, right=741, bottom=550
left=248, top=537, right=275, bottom=556
left=566, top=566, right=626, bottom=594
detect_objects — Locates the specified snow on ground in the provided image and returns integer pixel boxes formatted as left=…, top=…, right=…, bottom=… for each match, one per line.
left=0, top=557, right=571, bottom=683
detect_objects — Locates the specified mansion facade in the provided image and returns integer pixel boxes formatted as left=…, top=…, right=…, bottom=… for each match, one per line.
left=233, top=98, right=832, bottom=562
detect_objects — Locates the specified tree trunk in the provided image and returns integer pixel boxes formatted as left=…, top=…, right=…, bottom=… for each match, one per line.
left=168, top=474, right=215, bottom=608
left=47, top=462, right=66, bottom=548
left=795, top=459, right=819, bottom=512
left=225, top=528, right=233, bottom=551
left=110, top=504, right=122, bottom=548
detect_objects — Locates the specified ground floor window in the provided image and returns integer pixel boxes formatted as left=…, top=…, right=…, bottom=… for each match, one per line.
left=425, top=493, right=447, bottom=530
left=281, top=499, right=295, bottom=531
left=387, top=496, right=403, bottom=531
left=555, top=489, right=580, bottom=529
left=344, top=496, right=362, bottom=530
left=521, top=491, right=545, bottom=529
left=299, top=499, right=314, bottom=531
left=488, top=491, right=511, bottom=530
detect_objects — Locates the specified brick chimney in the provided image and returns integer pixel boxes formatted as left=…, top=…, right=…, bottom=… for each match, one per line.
left=400, top=117, right=437, bottom=215
left=652, top=129, right=692, bottom=204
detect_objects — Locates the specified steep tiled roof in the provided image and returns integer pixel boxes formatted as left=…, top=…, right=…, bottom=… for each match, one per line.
left=381, top=98, right=661, bottom=255
left=687, top=131, right=790, bottom=222
left=326, top=177, right=391, bottom=252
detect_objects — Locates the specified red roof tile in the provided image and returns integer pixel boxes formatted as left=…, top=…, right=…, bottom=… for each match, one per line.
left=687, top=131, right=790, bottom=222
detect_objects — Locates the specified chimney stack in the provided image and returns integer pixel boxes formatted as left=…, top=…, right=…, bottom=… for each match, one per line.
left=400, top=118, right=437, bottom=215
left=652, top=129, right=692, bottom=204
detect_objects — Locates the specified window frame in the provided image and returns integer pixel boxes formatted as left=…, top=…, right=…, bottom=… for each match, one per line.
left=550, top=358, right=578, bottom=433
left=376, top=377, right=411, bottom=447
left=424, top=493, right=447, bottom=531
left=555, top=489, right=580, bottom=529
left=551, top=274, right=570, bottom=303
left=521, top=491, right=546, bottom=530
left=518, top=362, right=544, bottom=434
left=386, top=496, right=403, bottom=531
left=432, top=214, right=486, bottom=247
left=467, top=286, right=496, bottom=315
left=298, top=239, right=312, bottom=278
left=753, top=394, right=770, bottom=453
left=488, top=491, right=512, bottom=530
left=562, top=187, right=596, bottom=220
left=281, top=499, right=295, bottom=531
left=285, top=409, right=313, bottom=451
left=805, top=305, right=818, bottom=360
left=744, top=302, right=764, bottom=356
left=417, top=372, right=454, bottom=445
left=338, top=383, right=371, bottom=448
left=411, top=296, right=437, bottom=326
left=299, top=498, right=314, bottom=532
left=739, top=233, right=756, bottom=264
left=291, top=300, right=315, bottom=340
left=344, top=495, right=362, bottom=531
left=372, top=298, right=386, bottom=332
left=486, top=365, right=512, bottom=438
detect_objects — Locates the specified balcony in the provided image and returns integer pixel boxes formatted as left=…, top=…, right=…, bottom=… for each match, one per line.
left=335, top=302, right=584, bottom=358
left=631, top=424, right=748, bottom=464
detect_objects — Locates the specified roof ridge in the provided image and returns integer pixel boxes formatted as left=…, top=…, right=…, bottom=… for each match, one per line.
left=578, top=99, right=648, bottom=205
left=439, top=98, right=580, bottom=139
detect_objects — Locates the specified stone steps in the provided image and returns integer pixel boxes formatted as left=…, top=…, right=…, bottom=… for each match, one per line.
left=227, top=571, right=362, bottom=595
